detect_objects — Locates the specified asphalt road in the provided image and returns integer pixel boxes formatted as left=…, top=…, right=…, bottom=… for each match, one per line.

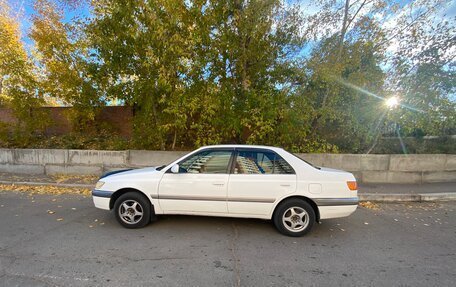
left=0, top=191, right=455, bottom=287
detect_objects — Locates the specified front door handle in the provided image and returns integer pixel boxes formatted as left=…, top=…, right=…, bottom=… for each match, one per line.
left=280, top=184, right=291, bottom=187
left=212, top=182, right=225, bottom=186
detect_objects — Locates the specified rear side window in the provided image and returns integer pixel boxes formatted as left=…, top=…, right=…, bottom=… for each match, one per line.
left=234, top=150, right=295, bottom=174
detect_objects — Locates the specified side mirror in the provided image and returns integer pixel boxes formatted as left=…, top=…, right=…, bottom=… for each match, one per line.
left=171, top=164, right=179, bottom=174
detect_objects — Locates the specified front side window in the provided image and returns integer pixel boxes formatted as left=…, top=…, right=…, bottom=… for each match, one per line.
left=179, top=150, right=233, bottom=174
left=234, top=150, right=295, bottom=174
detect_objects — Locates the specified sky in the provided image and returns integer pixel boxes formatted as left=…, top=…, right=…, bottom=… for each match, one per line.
left=6, top=0, right=456, bottom=75
left=9, top=0, right=456, bottom=46
left=9, top=0, right=92, bottom=48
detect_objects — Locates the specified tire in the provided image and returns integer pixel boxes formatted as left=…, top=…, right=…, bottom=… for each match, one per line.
left=114, top=192, right=151, bottom=229
left=273, top=199, right=315, bottom=237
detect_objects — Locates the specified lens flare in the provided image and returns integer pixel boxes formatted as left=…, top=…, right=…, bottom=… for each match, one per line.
left=385, top=96, right=399, bottom=109
left=333, top=77, right=424, bottom=113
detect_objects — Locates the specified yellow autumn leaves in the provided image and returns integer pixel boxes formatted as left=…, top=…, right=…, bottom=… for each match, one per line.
left=51, top=174, right=98, bottom=184
left=359, top=201, right=380, bottom=210
left=0, top=184, right=91, bottom=196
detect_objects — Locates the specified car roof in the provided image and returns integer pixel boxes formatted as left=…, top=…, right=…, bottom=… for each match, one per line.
left=198, top=144, right=284, bottom=152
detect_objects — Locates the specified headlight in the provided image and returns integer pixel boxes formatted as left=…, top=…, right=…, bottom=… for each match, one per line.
left=95, top=181, right=105, bottom=189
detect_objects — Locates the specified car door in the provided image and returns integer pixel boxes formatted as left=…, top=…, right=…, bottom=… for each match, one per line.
left=158, top=149, right=234, bottom=214
left=227, top=149, right=296, bottom=216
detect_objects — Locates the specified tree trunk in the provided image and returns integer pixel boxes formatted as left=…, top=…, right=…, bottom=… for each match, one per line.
left=151, top=84, right=165, bottom=150
left=338, top=0, right=350, bottom=59
left=171, top=129, right=177, bottom=150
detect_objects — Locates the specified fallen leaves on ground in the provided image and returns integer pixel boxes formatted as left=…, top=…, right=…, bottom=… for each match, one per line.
left=404, top=202, right=442, bottom=211
left=51, top=174, right=98, bottom=184
left=359, top=201, right=380, bottom=210
left=0, top=184, right=91, bottom=196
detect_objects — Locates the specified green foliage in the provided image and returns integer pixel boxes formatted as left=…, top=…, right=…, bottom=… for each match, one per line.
left=0, top=0, right=454, bottom=153
left=296, top=26, right=386, bottom=153
left=300, top=0, right=455, bottom=153
left=0, top=0, right=49, bottom=138
left=389, top=19, right=456, bottom=137
left=30, top=0, right=102, bottom=132
left=372, top=136, right=456, bottom=154
left=87, top=0, right=310, bottom=150
left=1, top=131, right=130, bottom=150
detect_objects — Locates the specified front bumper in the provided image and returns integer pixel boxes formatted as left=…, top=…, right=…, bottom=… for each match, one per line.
left=92, top=190, right=112, bottom=210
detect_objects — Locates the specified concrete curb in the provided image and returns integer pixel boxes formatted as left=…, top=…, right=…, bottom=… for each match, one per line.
left=360, top=193, right=456, bottom=202
left=0, top=180, right=455, bottom=202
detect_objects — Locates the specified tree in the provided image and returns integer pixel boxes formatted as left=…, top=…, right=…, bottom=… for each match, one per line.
left=30, top=0, right=100, bottom=131
left=299, top=0, right=388, bottom=152
left=299, top=24, right=386, bottom=152
left=203, top=0, right=305, bottom=145
left=1, top=0, right=34, bottom=103
left=0, top=0, right=47, bottom=142
left=89, top=0, right=305, bottom=150
left=389, top=18, right=456, bottom=136
left=302, top=0, right=454, bottom=152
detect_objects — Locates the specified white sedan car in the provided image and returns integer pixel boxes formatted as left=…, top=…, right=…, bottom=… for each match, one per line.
left=92, top=145, right=358, bottom=236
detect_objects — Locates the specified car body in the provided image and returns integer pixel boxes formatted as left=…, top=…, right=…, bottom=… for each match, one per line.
left=92, top=145, right=358, bottom=236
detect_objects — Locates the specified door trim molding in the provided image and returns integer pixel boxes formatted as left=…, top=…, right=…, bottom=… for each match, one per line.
left=153, top=194, right=275, bottom=203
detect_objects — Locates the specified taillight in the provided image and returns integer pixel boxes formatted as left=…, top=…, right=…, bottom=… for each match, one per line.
left=347, top=181, right=357, bottom=191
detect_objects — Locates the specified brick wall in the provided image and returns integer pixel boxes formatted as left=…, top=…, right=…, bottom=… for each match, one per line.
left=0, top=106, right=133, bottom=137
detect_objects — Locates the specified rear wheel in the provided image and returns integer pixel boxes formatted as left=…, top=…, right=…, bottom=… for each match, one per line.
left=273, top=199, right=315, bottom=237
left=114, top=192, right=151, bottom=229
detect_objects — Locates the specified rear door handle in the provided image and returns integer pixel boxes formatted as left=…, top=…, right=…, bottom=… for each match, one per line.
left=280, top=184, right=291, bottom=187
left=212, top=182, right=225, bottom=186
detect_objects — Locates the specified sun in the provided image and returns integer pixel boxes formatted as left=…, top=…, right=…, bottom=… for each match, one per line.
left=385, top=96, right=399, bottom=109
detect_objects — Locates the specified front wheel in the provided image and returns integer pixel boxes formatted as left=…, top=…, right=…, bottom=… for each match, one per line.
left=114, top=192, right=151, bottom=229
left=273, top=199, right=315, bottom=237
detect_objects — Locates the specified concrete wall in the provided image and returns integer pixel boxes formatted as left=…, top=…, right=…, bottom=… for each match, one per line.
left=296, top=154, right=456, bottom=184
left=0, top=149, right=455, bottom=184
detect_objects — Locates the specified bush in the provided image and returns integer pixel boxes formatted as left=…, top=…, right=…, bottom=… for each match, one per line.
left=0, top=131, right=131, bottom=150
left=371, top=136, right=456, bottom=154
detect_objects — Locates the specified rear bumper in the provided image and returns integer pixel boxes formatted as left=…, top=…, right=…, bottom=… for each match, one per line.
left=314, top=197, right=358, bottom=219
left=92, top=190, right=112, bottom=210
left=319, top=205, right=358, bottom=219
